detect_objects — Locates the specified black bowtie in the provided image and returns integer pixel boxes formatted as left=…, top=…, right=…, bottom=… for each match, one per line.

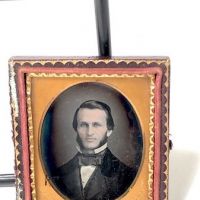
left=78, top=154, right=104, bottom=166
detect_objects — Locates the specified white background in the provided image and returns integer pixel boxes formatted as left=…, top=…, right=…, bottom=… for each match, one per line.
left=0, top=0, right=200, bottom=199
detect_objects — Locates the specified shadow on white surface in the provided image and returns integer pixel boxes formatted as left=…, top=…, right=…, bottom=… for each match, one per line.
left=169, top=149, right=200, bottom=200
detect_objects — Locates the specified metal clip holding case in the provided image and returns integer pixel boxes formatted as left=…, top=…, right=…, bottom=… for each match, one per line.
left=1, top=0, right=170, bottom=200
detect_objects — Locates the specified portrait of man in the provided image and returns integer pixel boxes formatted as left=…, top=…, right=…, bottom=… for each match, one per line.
left=52, top=100, right=137, bottom=200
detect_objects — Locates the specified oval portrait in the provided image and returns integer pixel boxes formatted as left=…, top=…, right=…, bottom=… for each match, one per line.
left=40, top=82, right=143, bottom=200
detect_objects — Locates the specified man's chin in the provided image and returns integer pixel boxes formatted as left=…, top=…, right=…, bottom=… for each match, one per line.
left=83, top=144, right=98, bottom=150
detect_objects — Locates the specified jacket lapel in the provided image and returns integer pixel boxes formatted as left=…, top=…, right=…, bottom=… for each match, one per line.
left=59, top=156, right=84, bottom=199
left=84, top=167, right=108, bottom=200
left=83, top=149, right=116, bottom=199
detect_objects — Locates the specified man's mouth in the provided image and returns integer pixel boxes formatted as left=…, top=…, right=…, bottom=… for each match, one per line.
left=85, top=138, right=96, bottom=142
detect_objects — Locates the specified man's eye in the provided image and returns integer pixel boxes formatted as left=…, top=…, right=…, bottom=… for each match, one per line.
left=79, top=123, right=87, bottom=127
left=93, top=123, right=101, bottom=127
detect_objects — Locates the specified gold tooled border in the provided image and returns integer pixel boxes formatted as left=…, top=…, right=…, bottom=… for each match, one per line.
left=148, top=76, right=155, bottom=199
left=26, top=72, right=155, bottom=200
left=26, top=75, right=36, bottom=199
left=9, top=57, right=170, bottom=200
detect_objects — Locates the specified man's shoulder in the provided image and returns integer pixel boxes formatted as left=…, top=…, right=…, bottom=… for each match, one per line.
left=55, top=154, right=79, bottom=176
left=104, top=149, right=129, bottom=167
left=101, top=149, right=137, bottom=197
left=102, top=149, right=135, bottom=175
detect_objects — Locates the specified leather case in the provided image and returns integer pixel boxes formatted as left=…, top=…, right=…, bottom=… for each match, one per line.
left=9, top=57, right=170, bottom=200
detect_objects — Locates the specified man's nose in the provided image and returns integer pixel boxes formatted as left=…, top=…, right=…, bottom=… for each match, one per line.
left=87, top=125, right=94, bottom=136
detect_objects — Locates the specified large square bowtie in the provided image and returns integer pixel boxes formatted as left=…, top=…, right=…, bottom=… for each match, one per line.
left=78, top=154, right=103, bottom=166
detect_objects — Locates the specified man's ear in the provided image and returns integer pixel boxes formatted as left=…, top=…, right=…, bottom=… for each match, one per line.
left=107, top=130, right=112, bottom=137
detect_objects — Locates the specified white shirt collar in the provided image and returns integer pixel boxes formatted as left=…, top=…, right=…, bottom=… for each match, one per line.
left=76, top=143, right=108, bottom=154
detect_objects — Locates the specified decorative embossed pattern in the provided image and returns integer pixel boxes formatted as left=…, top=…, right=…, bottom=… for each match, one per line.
left=148, top=76, right=156, bottom=199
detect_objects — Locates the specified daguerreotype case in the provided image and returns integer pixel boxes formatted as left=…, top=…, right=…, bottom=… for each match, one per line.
left=9, top=57, right=170, bottom=200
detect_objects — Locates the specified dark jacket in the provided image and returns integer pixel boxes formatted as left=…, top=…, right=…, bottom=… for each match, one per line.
left=53, top=149, right=136, bottom=200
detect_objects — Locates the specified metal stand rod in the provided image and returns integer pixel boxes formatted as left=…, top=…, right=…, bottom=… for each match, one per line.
left=0, top=174, right=15, bottom=187
left=94, top=0, right=112, bottom=57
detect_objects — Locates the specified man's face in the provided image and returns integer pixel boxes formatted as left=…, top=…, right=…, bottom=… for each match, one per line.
left=76, top=108, right=112, bottom=150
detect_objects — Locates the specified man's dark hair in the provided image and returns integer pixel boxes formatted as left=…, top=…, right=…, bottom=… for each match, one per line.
left=73, top=100, right=114, bottom=131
